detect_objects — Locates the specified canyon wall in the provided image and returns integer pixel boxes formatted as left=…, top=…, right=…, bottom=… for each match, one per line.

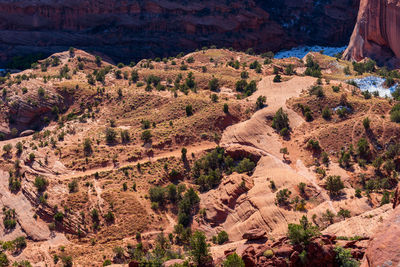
left=344, top=0, right=400, bottom=67
left=0, top=0, right=359, bottom=65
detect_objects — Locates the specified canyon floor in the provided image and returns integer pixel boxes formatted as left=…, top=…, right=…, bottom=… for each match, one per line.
left=0, top=48, right=399, bottom=266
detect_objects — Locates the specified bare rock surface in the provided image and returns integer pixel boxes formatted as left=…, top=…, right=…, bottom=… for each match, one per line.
left=0, top=170, right=51, bottom=241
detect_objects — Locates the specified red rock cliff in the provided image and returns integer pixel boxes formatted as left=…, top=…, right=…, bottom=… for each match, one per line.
left=344, top=0, right=400, bottom=67
left=0, top=0, right=359, bottom=65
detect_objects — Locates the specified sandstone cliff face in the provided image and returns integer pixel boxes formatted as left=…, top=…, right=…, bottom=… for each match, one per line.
left=344, top=0, right=400, bottom=67
left=0, top=0, right=359, bottom=65
left=360, top=205, right=400, bottom=267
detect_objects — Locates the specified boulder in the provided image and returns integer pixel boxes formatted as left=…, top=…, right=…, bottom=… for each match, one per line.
left=20, top=129, right=35, bottom=137
left=242, top=229, right=267, bottom=241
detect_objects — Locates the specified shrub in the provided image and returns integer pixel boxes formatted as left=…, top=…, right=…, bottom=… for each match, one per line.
left=272, top=108, right=289, bottom=132
left=285, top=64, right=295, bottom=75
left=276, top=188, right=291, bottom=205
left=305, top=111, right=313, bottom=122
left=390, top=104, right=400, bottom=123
left=304, top=56, right=322, bottom=77
left=141, top=130, right=152, bottom=143
left=223, top=253, right=244, bottom=267
left=211, top=94, right=218, bottom=103
left=95, top=56, right=102, bottom=66
left=337, top=208, right=351, bottom=219
left=186, top=105, right=193, bottom=116
left=273, top=74, right=281, bottom=83
left=287, top=216, right=319, bottom=246
left=83, top=138, right=92, bottom=156
left=104, top=211, right=115, bottom=223
left=34, top=176, right=48, bottom=192
left=120, top=130, right=130, bottom=143
left=2, top=144, right=12, bottom=154
left=307, top=139, right=320, bottom=151
left=217, top=231, right=229, bottom=245
left=241, top=71, right=249, bottom=79
left=0, top=253, right=9, bottom=267
left=105, top=128, right=117, bottom=143
left=68, top=180, right=78, bottom=193
left=326, top=176, right=344, bottom=196
left=322, top=107, right=331, bottom=120
left=208, top=78, right=220, bottom=91
left=334, top=246, right=359, bottom=267
left=256, top=96, right=266, bottom=110
left=149, top=186, right=166, bottom=205
left=357, top=138, right=370, bottom=159
left=298, top=182, right=306, bottom=194
left=54, top=212, right=64, bottom=222
left=190, top=231, right=211, bottom=266
left=235, top=158, right=255, bottom=174
left=223, top=103, right=229, bottom=114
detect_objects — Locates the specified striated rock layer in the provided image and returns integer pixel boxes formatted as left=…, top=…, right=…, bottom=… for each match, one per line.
left=344, top=0, right=400, bottom=67
left=0, top=0, right=360, bottom=65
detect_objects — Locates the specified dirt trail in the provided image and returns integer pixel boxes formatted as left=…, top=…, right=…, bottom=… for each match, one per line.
left=53, top=142, right=216, bottom=180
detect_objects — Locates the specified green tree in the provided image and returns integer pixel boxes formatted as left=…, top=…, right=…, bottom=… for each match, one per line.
left=334, top=246, right=359, bottom=267
left=337, top=208, right=351, bottom=219
left=326, top=176, right=344, bottom=196
left=105, top=128, right=117, bottom=144
left=272, top=108, right=289, bottom=132
left=186, top=105, right=193, bottom=116
left=223, top=103, right=229, bottom=114
left=83, top=138, right=92, bottom=156
left=256, top=96, right=266, bottom=110
left=208, top=78, right=220, bottom=91
left=141, top=130, right=152, bottom=143
left=34, top=176, right=48, bottom=192
left=357, top=138, right=370, bottom=159
left=217, top=231, right=229, bottom=245
left=287, top=216, right=319, bottom=246
left=223, top=253, right=245, bottom=267
left=0, top=253, right=9, bottom=267
left=190, top=231, right=210, bottom=266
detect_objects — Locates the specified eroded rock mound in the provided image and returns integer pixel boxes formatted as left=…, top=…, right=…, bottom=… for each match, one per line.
left=344, top=0, right=400, bottom=67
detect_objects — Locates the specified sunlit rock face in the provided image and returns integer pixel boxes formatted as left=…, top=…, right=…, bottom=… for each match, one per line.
left=0, top=0, right=359, bottom=65
left=344, top=0, right=400, bottom=67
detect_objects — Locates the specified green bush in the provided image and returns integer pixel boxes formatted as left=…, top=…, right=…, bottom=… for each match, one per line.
left=287, top=216, right=319, bottom=246
left=276, top=188, right=291, bottom=205
left=186, top=105, right=193, bottom=116
left=208, top=78, right=220, bottom=91
left=272, top=108, right=289, bottom=132
left=304, top=55, right=322, bottom=78
left=326, top=176, right=344, bottom=196
left=223, top=253, right=244, bottom=267
left=322, top=107, right=331, bottom=120
left=34, top=176, right=48, bottom=192
left=105, top=128, right=117, bottom=143
left=334, top=246, right=359, bottom=267
left=217, top=231, right=229, bottom=245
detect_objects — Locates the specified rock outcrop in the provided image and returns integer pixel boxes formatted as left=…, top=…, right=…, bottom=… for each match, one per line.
left=0, top=0, right=360, bottom=65
left=360, top=205, right=400, bottom=267
left=343, top=0, right=400, bottom=67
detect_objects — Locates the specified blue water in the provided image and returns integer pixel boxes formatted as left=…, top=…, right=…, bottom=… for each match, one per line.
left=349, top=76, right=397, bottom=97
left=275, top=46, right=346, bottom=59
